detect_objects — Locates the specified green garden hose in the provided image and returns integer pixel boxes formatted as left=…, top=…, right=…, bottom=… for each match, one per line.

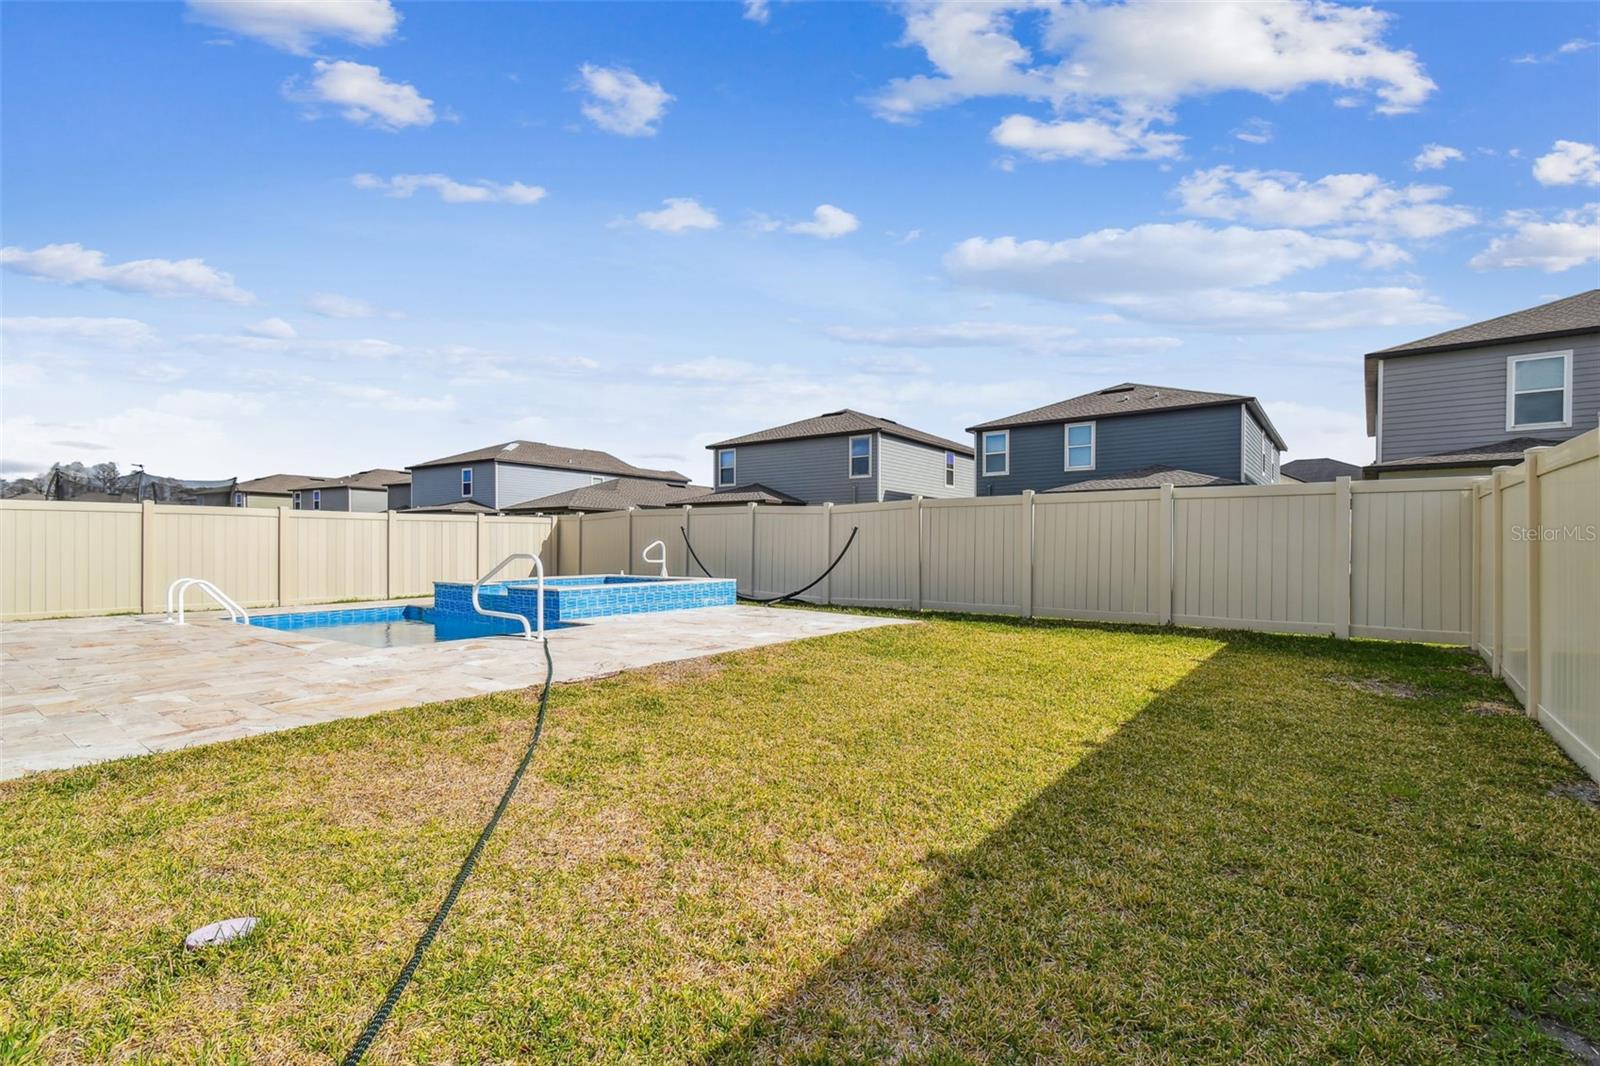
left=340, top=636, right=555, bottom=1065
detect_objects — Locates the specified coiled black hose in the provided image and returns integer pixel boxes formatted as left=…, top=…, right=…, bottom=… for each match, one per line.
left=680, top=525, right=859, bottom=605
left=341, top=637, right=555, bottom=1065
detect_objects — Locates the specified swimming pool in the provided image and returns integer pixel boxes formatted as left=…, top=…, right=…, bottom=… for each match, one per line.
left=432, top=574, right=738, bottom=626
left=249, top=605, right=552, bottom=648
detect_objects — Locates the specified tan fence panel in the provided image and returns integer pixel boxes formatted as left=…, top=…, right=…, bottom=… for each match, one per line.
left=1350, top=478, right=1476, bottom=644
left=480, top=515, right=557, bottom=580
left=1532, top=433, right=1599, bottom=780
left=1173, top=483, right=1340, bottom=635
left=0, top=501, right=143, bottom=620
left=578, top=510, right=630, bottom=575
left=1473, top=483, right=1495, bottom=659
left=629, top=509, right=690, bottom=577
left=554, top=516, right=580, bottom=575
left=389, top=514, right=478, bottom=597
left=149, top=505, right=280, bottom=612
left=1499, top=473, right=1530, bottom=700
left=753, top=507, right=830, bottom=602
left=922, top=495, right=1028, bottom=616
left=1034, top=490, right=1164, bottom=623
left=279, top=511, right=386, bottom=605
left=683, top=507, right=754, bottom=592
left=829, top=499, right=919, bottom=608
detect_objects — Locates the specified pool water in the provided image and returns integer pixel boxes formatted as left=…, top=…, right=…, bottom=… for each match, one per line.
left=249, top=605, right=555, bottom=647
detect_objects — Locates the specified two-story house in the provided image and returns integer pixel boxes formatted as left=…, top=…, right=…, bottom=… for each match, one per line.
left=285, top=469, right=409, bottom=512
left=195, top=473, right=333, bottom=508
left=1365, top=290, right=1600, bottom=478
left=707, top=410, right=975, bottom=504
left=407, top=441, right=689, bottom=510
left=969, top=383, right=1285, bottom=495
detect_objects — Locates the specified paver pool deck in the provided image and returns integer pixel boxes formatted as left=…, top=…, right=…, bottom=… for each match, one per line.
left=0, top=604, right=907, bottom=780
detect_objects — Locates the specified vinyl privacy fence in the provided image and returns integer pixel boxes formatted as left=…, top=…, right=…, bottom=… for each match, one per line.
left=0, top=502, right=555, bottom=619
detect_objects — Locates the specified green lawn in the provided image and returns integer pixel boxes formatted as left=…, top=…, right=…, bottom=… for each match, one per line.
left=2, top=616, right=1596, bottom=1063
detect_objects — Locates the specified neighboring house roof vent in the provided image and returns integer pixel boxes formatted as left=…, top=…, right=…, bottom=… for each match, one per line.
left=1098, top=384, right=1138, bottom=394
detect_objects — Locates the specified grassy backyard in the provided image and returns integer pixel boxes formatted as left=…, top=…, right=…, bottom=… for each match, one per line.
left=1, top=614, right=1596, bottom=1063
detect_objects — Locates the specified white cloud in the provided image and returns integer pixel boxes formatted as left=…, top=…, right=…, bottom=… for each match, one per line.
left=870, top=0, right=1434, bottom=134
left=634, top=197, right=720, bottom=234
left=188, top=332, right=403, bottom=359
left=1532, top=140, right=1600, bottom=187
left=1469, top=205, right=1600, bottom=273
left=577, top=65, right=672, bottom=136
left=288, top=60, right=435, bottom=131
left=944, top=222, right=1454, bottom=330
left=1412, top=143, right=1463, bottom=171
left=331, top=384, right=456, bottom=412
left=0, top=242, right=254, bottom=304
left=1266, top=400, right=1371, bottom=464
left=0, top=316, right=157, bottom=348
left=1232, top=117, right=1274, bottom=144
left=1513, top=38, right=1597, bottom=64
left=826, top=321, right=1182, bottom=356
left=184, top=0, right=398, bottom=54
left=786, top=204, right=860, bottom=239
left=991, top=114, right=1183, bottom=163
left=305, top=292, right=393, bottom=318
left=245, top=317, right=297, bottom=339
left=743, top=0, right=770, bottom=24
left=352, top=172, right=547, bottom=204
left=1173, top=166, right=1477, bottom=239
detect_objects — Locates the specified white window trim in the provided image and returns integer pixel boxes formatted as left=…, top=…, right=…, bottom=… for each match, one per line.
left=981, top=429, right=1010, bottom=477
left=1063, top=421, right=1096, bottom=472
left=847, top=434, right=873, bottom=479
left=232, top=491, right=244, bottom=507
left=717, top=448, right=736, bottom=487
left=292, top=491, right=301, bottom=509
left=944, top=450, right=956, bottom=486
left=1506, top=350, right=1573, bottom=431
left=460, top=467, right=473, bottom=498
left=311, top=489, right=321, bottom=510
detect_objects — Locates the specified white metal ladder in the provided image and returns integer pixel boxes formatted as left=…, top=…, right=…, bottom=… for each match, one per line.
left=473, top=553, right=546, bottom=641
left=165, top=578, right=250, bottom=625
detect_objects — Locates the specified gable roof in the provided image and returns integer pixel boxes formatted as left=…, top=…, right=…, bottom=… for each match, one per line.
left=288, top=468, right=409, bottom=492
left=503, top=477, right=710, bottom=514
left=1369, top=290, right=1600, bottom=359
left=677, top=483, right=807, bottom=506
left=708, top=409, right=974, bottom=456
left=1044, top=465, right=1238, bottom=492
left=231, top=474, right=334, bottom=494
left=1280, top=457, right=1363, bottom=483
left=412, top=441, right=687, bottom=483
left=970, top=382, right=1286, bottom=449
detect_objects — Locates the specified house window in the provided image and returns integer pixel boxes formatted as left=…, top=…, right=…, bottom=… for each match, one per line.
left=1065, top=422, right=1095, bottom=471
left=848, top=435, right=872, bottom=478
left=944, top=450, right=955, bottom=486
left=232, top=491, right=244, bottom=507
left=292, top=491, right=301, bottom=510
left=1507, top=351, right=1572, bottom=430
left=311, top=490, right=321, bottom=511
left=982, top=430, right=1009, bottom=476
left=1260, top=435, right=1270, bottom=478
left=717, top=448, right=736, bottom=487
left=461, top=467, right=473, bottom=497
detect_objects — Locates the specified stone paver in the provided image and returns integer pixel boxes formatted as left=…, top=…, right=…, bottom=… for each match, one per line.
left=0, top=605, right=907, bottom=779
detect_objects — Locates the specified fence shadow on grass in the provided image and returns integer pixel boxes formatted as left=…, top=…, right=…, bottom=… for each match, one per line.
left=700, top=628, right=1596, bottom=1063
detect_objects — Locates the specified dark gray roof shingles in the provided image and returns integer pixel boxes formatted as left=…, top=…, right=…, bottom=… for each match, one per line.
left=503, top=477, right=710, bottom=513
left=969, top=382, right=1286, bottom=450
left=1365, top=436, right=1564, bottom=470
left=709, top=410, right=973, bottom=456
left=1371, top=289, right=1600, bottom=357
left=1044, top=465, right=1238, bottom=492
left=1280, top=458, right=1363, bottom=483
left=412, top=440, right=687, bottom=483
left=676, top=483, right=806, bottom=505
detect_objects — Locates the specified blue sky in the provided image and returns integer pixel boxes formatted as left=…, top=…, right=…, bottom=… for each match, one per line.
left=3, top=0, right=1598, bottom=484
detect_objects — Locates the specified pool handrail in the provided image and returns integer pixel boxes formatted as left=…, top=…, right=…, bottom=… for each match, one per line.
left=641, top=539, right=668, bottom=578
left=165, top=578, right=250, bottom=625
left=473, top=553, right=545, bottom=641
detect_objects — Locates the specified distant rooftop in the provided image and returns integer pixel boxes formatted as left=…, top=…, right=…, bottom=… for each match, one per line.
left=288, top=468, right=409, bottom=492
left=503, top=477, right=710, bottom=514
left=412, top=440, right=687, bottom=484
left=1281, top=458, right=1363, bottom=483
left=709, top=410, right=973, bottom=456
left=1045, top=465, right=1238, bottom=492
left=971, top=383, right=1286, bottom=450
left=1370, top=289, right=1600, bottom=358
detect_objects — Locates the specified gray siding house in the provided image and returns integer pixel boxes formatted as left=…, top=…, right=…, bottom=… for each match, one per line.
left=707, top=410, right=975, bottom=505
left=287, top=469, right=408, bottom=512
left=969, top=383, right=1286, bottom=495
left=407, top=441, right=688, bottom=510
left=1365, top=290, right=1600, bottom=478
left=195, top=473, right=333, bottom=508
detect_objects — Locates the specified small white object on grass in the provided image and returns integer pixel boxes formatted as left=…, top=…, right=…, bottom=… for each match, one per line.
left=184, top=916, right=258, bottom=950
